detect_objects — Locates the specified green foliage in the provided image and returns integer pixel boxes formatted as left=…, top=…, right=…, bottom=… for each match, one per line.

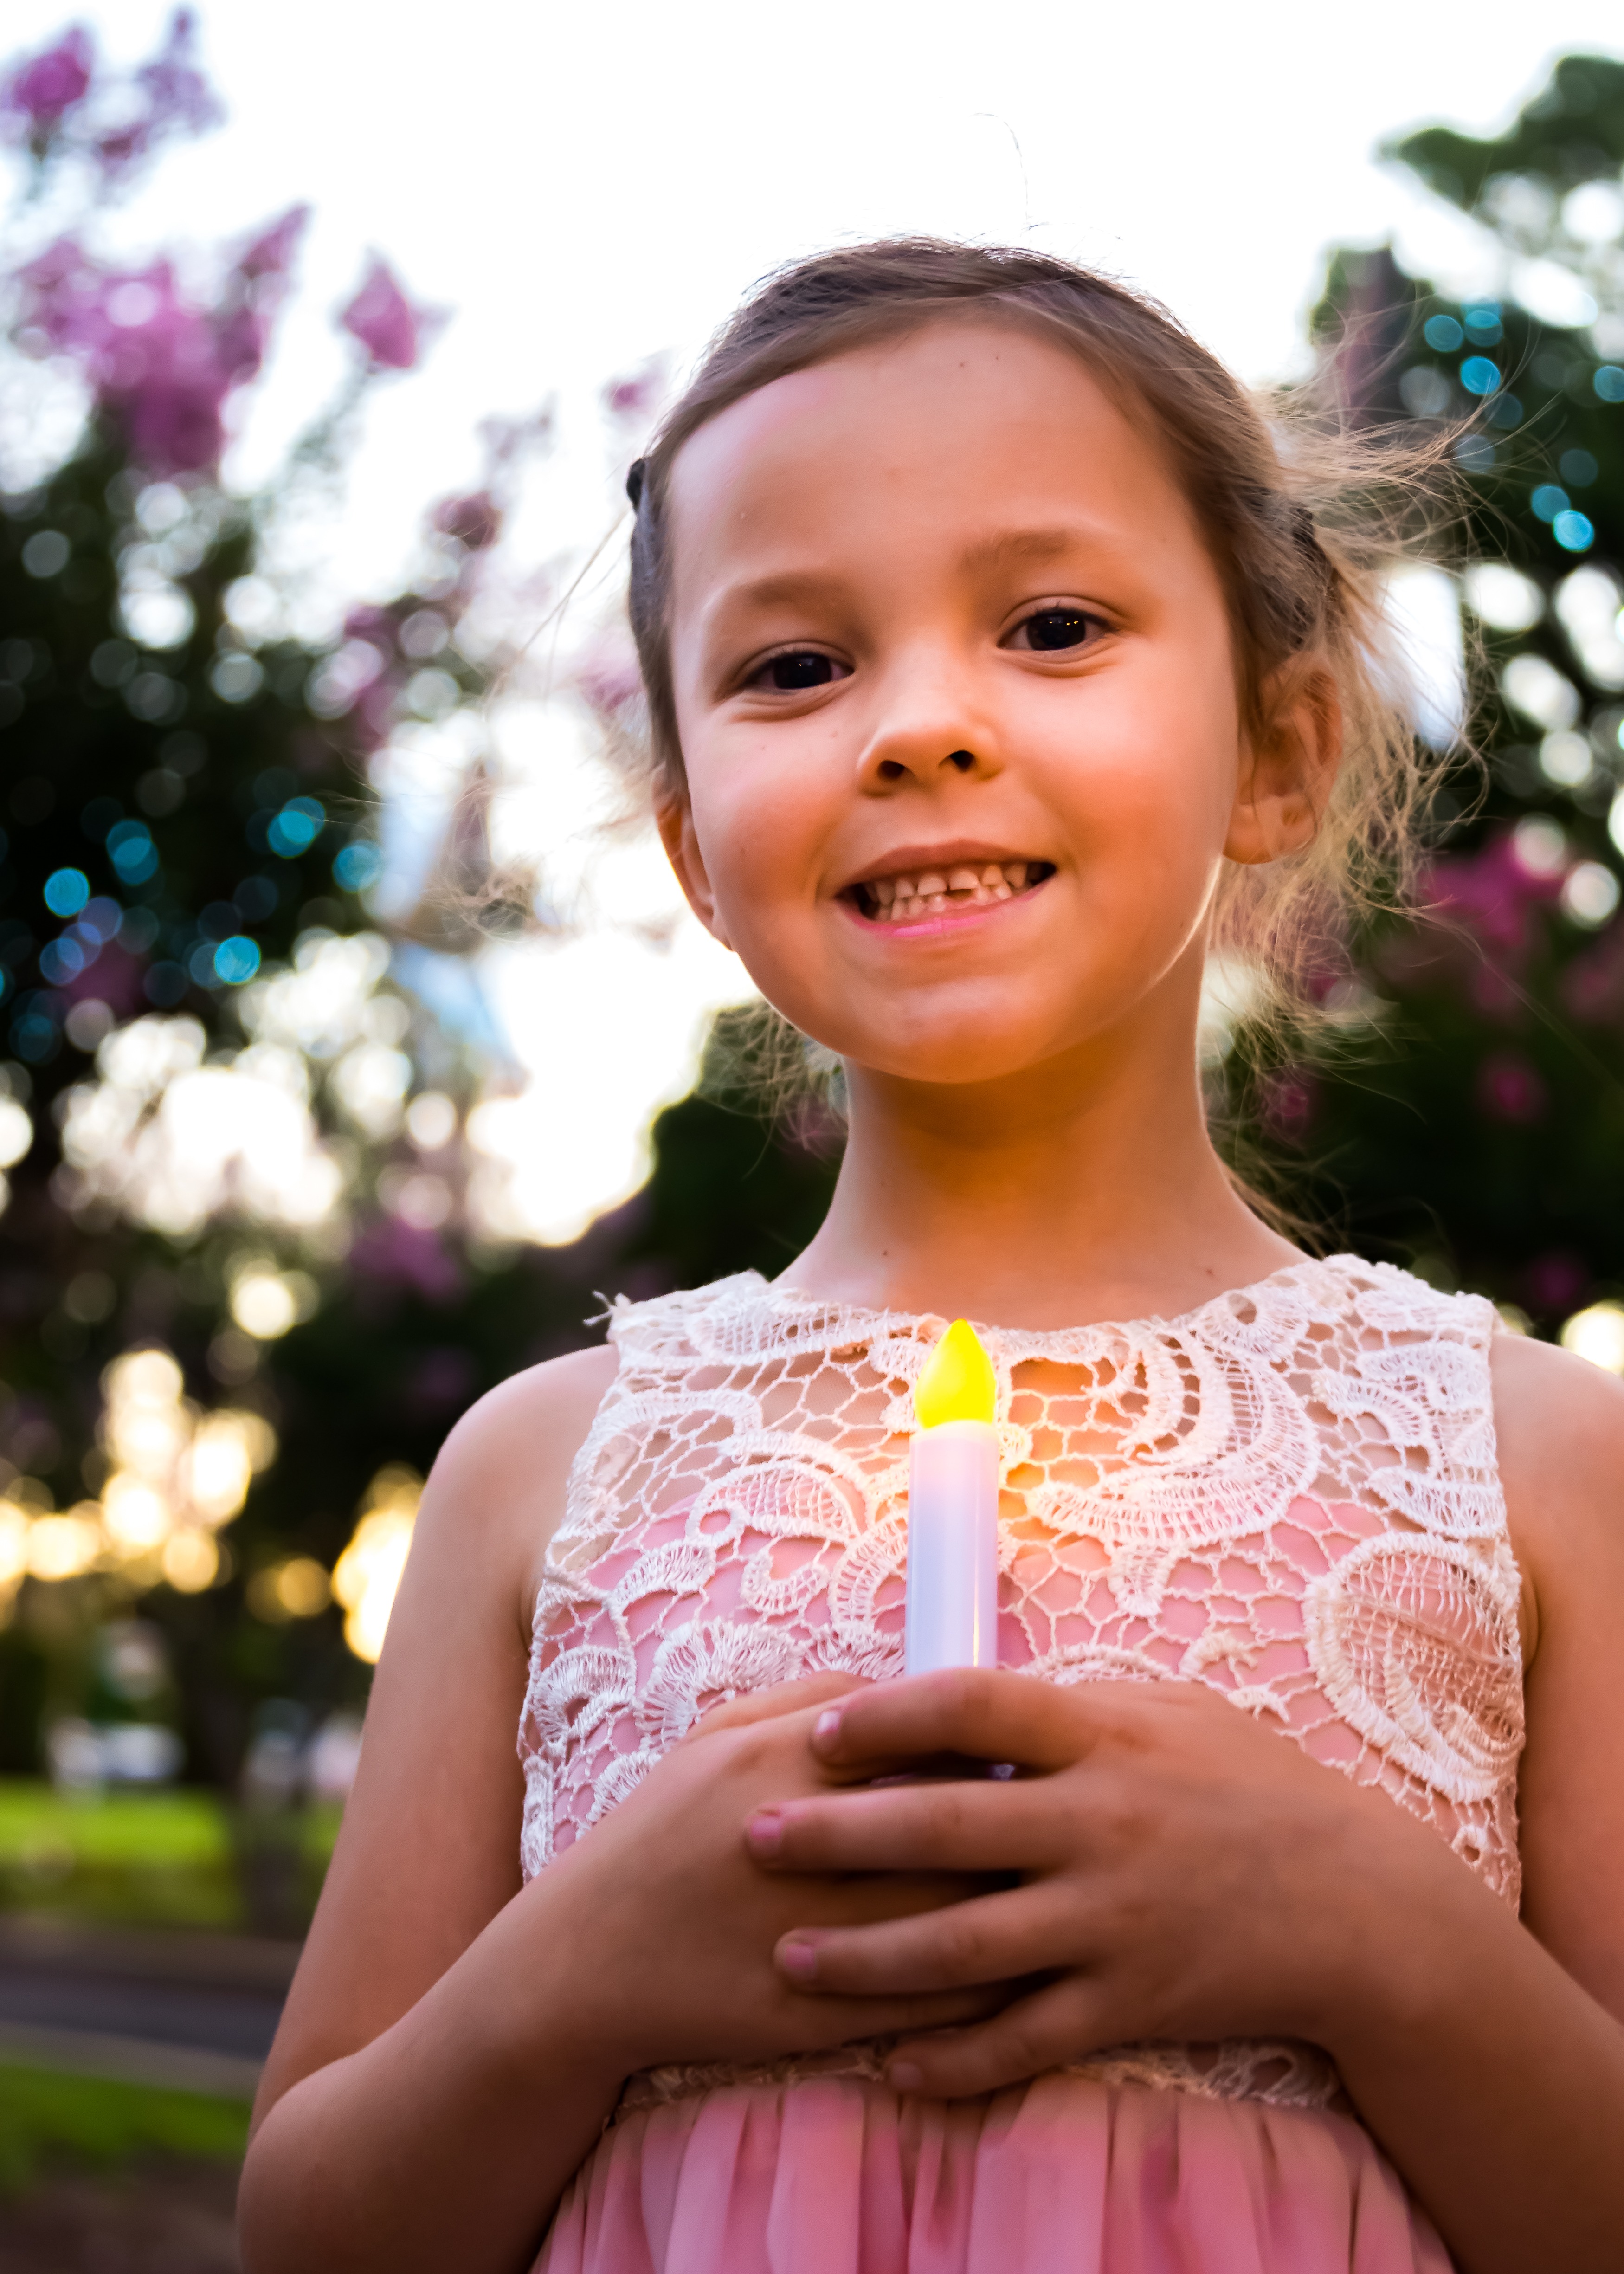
left=1390, top=55, right=1624, bottom=214
left=0, top=2061, right=248, bottom=2196
left=0, top=1777, right=339, bottom=1929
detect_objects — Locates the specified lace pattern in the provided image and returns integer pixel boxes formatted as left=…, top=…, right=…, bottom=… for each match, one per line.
left=618, top=2037, right=1344, bottom=2117
left=519, top=1256, right=1524, bottom=2112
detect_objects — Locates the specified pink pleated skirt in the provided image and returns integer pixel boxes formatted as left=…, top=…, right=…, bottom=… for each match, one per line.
left=534, top=2074, right=1452, bottom=2274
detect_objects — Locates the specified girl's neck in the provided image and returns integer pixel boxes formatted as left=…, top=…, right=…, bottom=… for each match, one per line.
left=781, top=1015, right=1301, bottom=1334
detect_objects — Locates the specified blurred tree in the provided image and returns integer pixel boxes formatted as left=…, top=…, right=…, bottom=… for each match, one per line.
left=1232, top=55, right=1624, bottom=1341
left=0, top=16, right=535, bottom=1779
left=0, top=15, right=838, bottom=1789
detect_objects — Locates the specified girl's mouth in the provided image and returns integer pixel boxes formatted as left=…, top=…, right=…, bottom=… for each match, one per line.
left=845, top=859, right=1056, bottom=925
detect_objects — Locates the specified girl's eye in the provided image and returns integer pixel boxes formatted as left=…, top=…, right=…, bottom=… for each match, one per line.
left=1010, top=607, right=1102, bottom=654
left=749, top=651, right=848, bottom=692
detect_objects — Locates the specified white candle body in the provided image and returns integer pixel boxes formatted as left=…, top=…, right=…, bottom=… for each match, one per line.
left=904, top=1418, right=999, bottom=1674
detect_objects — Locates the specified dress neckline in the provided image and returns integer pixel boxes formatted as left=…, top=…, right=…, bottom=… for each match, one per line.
left=753, top=1250, right=1370, bottom=1346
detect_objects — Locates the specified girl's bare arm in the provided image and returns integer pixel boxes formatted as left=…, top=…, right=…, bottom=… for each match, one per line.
left=236, top=1345, right=623, bottom=2272
left=238, top=1347, right=1003, bottom=2274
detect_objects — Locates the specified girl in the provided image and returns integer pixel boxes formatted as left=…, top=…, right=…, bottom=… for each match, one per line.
left=238, top=243, right=1624, bottom=2274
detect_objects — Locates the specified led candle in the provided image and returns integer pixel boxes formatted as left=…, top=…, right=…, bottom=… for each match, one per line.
left=904, top=1319, right=1000, bottom=1675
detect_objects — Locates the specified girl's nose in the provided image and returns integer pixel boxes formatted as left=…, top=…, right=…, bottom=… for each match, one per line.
left=870, top=745, right=981, bottom=785
left=853, top=672, right=1002, bottom=792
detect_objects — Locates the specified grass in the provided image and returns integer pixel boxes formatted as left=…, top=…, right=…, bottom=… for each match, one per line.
left=0, top=1779, right=342, bottom=1932
left=0, top=2061, right=251, bottom=2195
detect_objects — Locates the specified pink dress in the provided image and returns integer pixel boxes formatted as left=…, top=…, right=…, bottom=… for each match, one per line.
left=520, top=1260, right=1524, bottom=2272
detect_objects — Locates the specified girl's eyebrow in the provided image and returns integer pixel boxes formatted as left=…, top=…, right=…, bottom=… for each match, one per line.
left=957, top=523, right=1113, bottom=573
left=711, top=568, right=844, bottom=614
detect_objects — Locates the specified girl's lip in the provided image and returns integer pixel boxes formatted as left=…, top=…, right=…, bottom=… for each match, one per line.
left=836, top=874, right=1050, bottom=939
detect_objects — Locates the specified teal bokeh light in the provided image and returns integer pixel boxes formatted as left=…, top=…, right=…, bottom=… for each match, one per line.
left=267, top=797, right=325, bottom=858
left=1553, top=510, right=1595, bottom=553
left=44, top=867, right=90, bottom=917
left=213, top=936, right=262, bottom=985
left=334, top=840, right=382, bottom=892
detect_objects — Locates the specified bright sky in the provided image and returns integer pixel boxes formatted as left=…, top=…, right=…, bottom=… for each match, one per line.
left=11, top=0, right=1624, bottom=1240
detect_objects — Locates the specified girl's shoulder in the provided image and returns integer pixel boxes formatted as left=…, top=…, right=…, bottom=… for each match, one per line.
left=1490, top=1328, right=1624, bottom=1666
left=424, top=1342, right=622, bottom=1628
left=441, top=1340, right=623, bottom=1470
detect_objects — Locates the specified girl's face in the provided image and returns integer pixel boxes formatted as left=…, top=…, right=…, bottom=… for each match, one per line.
left=661, top=318, right=1314, bottom=1090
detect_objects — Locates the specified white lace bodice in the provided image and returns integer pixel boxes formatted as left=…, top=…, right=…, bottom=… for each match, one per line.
left=519, top=1256, right=1525, bottom=2109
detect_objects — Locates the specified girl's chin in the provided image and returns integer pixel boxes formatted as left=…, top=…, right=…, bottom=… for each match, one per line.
left=826, top=1029, right=1080, bottom=1090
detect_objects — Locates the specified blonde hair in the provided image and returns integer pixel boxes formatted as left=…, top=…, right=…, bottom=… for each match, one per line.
left=625, top=238, right=1463, bottom=1057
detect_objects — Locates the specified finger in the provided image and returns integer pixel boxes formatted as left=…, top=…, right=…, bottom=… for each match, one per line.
left=884, top=1978, right=1115, bottom=2099
left=746, top=1780, right=1066, bottom=1874
left=809, top=1669, right=1098, bottom=1775
left=688, top=1672, right=872, bottom=1741
left=775, top=1882, right=1082, bottom=1995
left=810, top=1979, right=1015, bottom=2045
left=770, top=1867, right=1003, bottom=1937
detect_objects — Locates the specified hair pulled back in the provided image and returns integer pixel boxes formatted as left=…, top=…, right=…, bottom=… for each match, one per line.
left=626, top=237, right=1455, bottom=1029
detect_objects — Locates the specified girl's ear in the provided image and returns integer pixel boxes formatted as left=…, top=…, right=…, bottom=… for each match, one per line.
left=656, top=789, right=735, bottom=950
left=1225, top=660, right=1343, bottom=867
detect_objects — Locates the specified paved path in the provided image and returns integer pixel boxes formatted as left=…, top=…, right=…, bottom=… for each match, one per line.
left=0, top=1918, right=297, bottom=2098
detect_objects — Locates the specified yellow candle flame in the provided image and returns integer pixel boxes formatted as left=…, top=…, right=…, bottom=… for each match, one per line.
left=913, top=1319, right=997, bottom=1429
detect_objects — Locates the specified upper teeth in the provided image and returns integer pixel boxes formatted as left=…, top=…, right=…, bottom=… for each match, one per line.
left=864, top=860, right=1033, bottom=919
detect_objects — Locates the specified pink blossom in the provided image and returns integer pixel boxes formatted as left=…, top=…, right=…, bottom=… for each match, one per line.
left=1561, top=921, right=1624, bottom=1026
left=205, top=205, right=307, bottom=395
left=602, top=360, right=666, bottom=422
left=325, top=612, right=405, bottom=754
left=350, top=679, right=399, bottom=755
left=406, top=1347, right=477, bottom=1409
left=477, top=407, right=553, bottom=478
left=93, top=9, right=220, bottom=178
left=236, top=203, right=309, bottom=285
left=1261, top=1068, right=1318, bottom=1144
left=1423, top=836, right=1551, bottom=960
left=1524, top=1252, right=1588, bottom=1316
left=342, top=603, right=398, bottom=647
left=574, top=641, right=643, bottom=723
left=349, top=1219, right=464, bottom=1303
left=1417, top=830, right=1566, bottom=1010
left=1475, top=1051, right=1547, bottom=1125
left=1467, top=961, right=1524, bottom=1021
left=433, top=491, right=501, bottom=551
left=134, top=9, right=217, bottom=135
left=340, top=257, right=438, bottom=373
left=2, top=24, right=93, bottom=139
left=19, top=234, right=276, bottom=474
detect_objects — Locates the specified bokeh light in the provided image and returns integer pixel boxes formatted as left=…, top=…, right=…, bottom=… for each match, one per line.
left=228, top=1259, right=317, bottom=1340
left=0, top=1347, right=280, bottom=1607
left=247, top=1556, right=332, bottom=1622
left=43, top=866, right=90, bottom=916
left=1560, top=1301, right=1624, bottom=1375
left=332, top=1466, right=421, bottom=1663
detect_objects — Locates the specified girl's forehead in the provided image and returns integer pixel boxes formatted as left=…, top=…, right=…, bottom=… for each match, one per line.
left=664, top=319, right=1190, bottom=575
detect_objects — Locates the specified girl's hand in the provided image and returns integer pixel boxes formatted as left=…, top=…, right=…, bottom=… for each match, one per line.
left=533, top=1671, right=1012, bottom=2085
left=742, top=1668, right=1487, bottom=2098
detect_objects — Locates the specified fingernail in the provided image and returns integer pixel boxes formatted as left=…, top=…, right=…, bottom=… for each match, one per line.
left=778, top=1938, right=819, bottom=1982
left=889, top=2062, right=924, bottom=2093
left=812, top=1709, right=842, bottom=1750
left=745, top=1809, right=783, bottom=1855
